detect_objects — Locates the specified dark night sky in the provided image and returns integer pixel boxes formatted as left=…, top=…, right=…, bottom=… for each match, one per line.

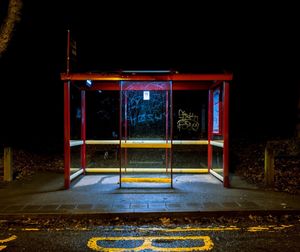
left=0, top=1, right=299, bottom=150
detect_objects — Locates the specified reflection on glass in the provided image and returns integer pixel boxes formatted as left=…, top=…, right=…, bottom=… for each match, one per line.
left=123, top=90, right=168, bottom=139
left=70, top=85, right=81, bottom=140
left=212, top=146, right=223, bottom=176
left=86, top=91, right=119, bottom=139
left=173, top=91, right=207, bottom=140
left=121, top=81, right=171, bottom=140
left=70, top=145, right=81, bottom=175
left=172, top=145, right=207, bottom=169
left=121, top=148, right=170, bottom=170
left=86, top=145, right=119, bottom=169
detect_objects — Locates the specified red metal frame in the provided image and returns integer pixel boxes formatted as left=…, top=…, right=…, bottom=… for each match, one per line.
left=212, top=87, right=223, bottom=135
left=119, top=82, right=122, bottom=188
left=223, top=81, right=230, bottom=187
left=208, top=89, right=213, bottom=172
left=170, top=81, right=173, bottom=188
left=66, top=30, right=70, bottom=74
left=165, top=90, right=169, bottom=173
left=61, top=73, right=233, bottom=81
left=64, top=81, right=71, bottom=189
left=81, top=90, right=86, bottom=174
left=62, top=71, right=233, bottom=189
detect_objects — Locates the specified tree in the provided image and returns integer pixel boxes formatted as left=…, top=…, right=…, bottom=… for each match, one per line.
left=0, top=0, right=22, bottom=57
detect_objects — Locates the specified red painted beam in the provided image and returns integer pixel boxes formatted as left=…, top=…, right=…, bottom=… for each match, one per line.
left=61, top=73, right=233, bottom=81
left=78, top=81, right=211, bottom=91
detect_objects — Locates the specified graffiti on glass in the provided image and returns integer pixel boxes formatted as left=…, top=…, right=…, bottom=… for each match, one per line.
left=177, top=109, right=199, bottom=132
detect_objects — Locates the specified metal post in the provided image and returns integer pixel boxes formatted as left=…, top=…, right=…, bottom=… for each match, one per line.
left=264, top=143, right=275, bottom=187
left=4, top=147, right=13, bottom=182
left=64, top=81, right=71, bottom=189
left=124, top=91, right=128, bottom=170
left=208, top=89, right=213, bottom=172
left=223, top=81, right=230, bottom=187
left=81, top=90, right=86, bottom=174
left=66, top=30, right=70, bottom=74
left=165, top=90, right=169, bottom=173
left=119, top=81, right=122, bottom=188
left=170, top=81, right=173, bottom=188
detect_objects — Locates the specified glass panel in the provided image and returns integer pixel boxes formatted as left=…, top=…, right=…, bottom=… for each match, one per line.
left=70, top=85, right=81, bottom=140
left=121, top=148, right=169, bottom=170
left=121, top=81, right=171, bottom=140
left=212, top=135, right=224, bottom=140
left=86, top=91, right=119, bottom=140
left=212, top=146, right=223, bottom=177
left=172, top=145, right=207, bottom=169
left=86, top=145, right=119, bottom=169
left=173, top=90, right=207, bottom=140
left=70, top=145, right=81, bottom=175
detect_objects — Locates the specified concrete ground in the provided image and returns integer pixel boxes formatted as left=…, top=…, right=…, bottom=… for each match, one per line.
left=1, top=171, right=300, bottom=216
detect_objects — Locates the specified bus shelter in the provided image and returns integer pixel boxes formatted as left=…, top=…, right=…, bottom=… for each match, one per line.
left=61, top=71, right=232, bottom=189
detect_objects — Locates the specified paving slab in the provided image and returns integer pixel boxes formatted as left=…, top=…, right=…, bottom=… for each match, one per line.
left=0, top=171, right=300, bottom=217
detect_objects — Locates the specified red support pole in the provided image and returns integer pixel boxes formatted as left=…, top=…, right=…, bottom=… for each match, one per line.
left=124, top=92, right=128, bottom=169
left=81, top=90, right=86, bottom=174
left=66, top=30, right=70, bottom=74
left=223, top=82, right=230, bottom=187
left=165, top=90, right=169, bottom=173
left=119, top=82, right=122, bottom=187
left=170, top=81, right=173, bottom=188
left=208, top=89, right=213, bottom=172
left=64, top=81, right=71, bottom=189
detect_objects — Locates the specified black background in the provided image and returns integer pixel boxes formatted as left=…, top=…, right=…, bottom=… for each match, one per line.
left=0, top=1, right=299, bottom=151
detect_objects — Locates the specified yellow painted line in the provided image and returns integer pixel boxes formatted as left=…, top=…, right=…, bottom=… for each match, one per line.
left=121, top=143, right=172, bottom=148
left=134, top=226, right=240, bottom=232
left=273, top=225, right=294, bottom=230
left=87, top=235, right=214, bottom=251
left=247, top=225, right=294, bottom=232
left=118, top=225, right=294, bottom=233
left=22, top=228, right=40, bottom=231
left=0, top=245, right=7, bottom=251
left=85, top=168, right=208, bottom=173
left=172, top=140, right=208, bottom=145
left=0, top=235, right=17, bottom=243
left=121, top=177, right=171, bottom=183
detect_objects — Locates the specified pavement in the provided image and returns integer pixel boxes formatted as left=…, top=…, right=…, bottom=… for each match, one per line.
left=1, top=171, right=300, bottom=217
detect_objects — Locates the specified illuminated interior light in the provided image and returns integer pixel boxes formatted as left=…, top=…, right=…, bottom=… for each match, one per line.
left=86, top=80, right=92, bottom=87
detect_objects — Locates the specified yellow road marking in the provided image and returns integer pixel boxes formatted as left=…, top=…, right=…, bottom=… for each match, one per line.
left=87, top=235, right=214, bottom=251
left=114, top=224, right=294, bottom=233
left=136, top=226, right=240, bottom=232
left=0, top=235, right=17, bottom=243
left=0, top=235, right=17, bottom=251
left=22, top=228, right=40, bottom=231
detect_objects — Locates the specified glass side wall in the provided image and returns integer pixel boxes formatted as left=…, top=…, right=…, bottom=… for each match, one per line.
left=70, top=145, right=81, bottom=175
left=173, top=90, right=207, bottom=140
left=172, top=145, right=207, bottom=169
left=211, top=146, right=223, bottom=177
left=120, top=81, right=172, bottom=183
left=85, top=90, right=119, bottom=171
left=172, top=90, right=208, bottom=171
left=211, top=85, right=224, bottom=178
left=70, top=84, right=81, bottom=140
left=86, top=91, right=119, bottom=140
left=86, top=145, right=119, bottom=169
